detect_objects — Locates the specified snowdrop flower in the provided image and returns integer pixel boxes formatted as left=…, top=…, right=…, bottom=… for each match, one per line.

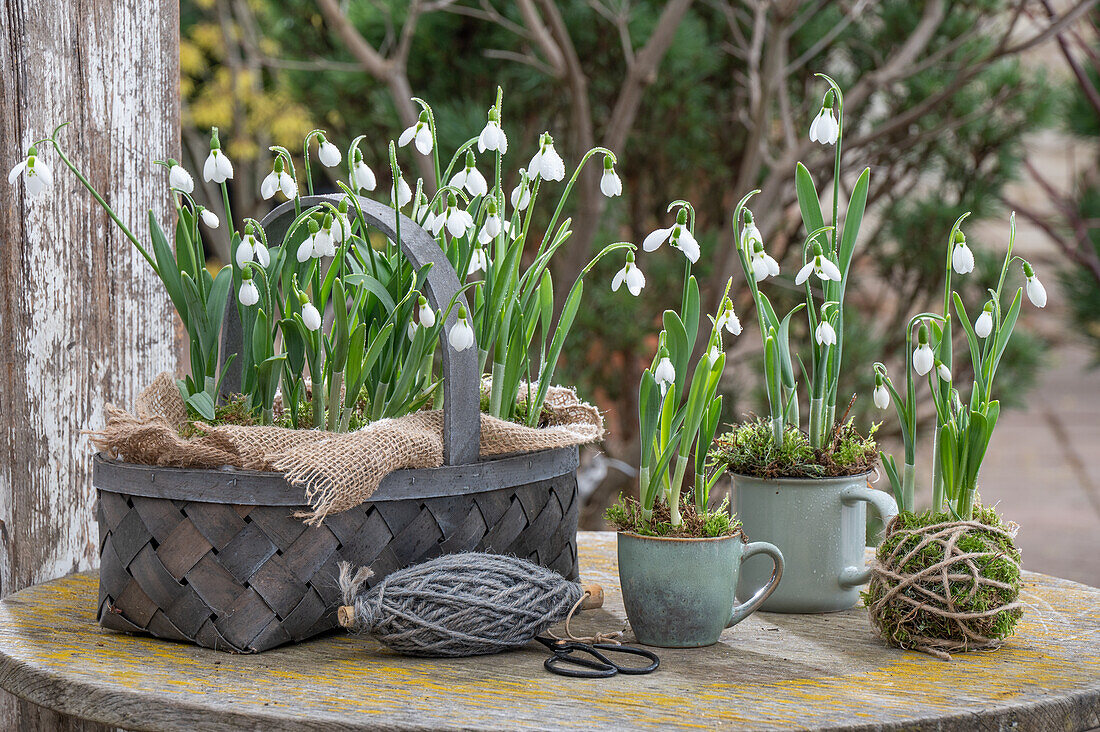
left=297, top=221, right=321, bottom=263
left=302, top=302, right=322, bottom=331
left=168, top=162, right=194, bottom=194
left=238, top=274, right=259, bottom=306
left=331, top=201, right=352, bottom=244
left=478, top=200, right=503, bottom=245
left=611, top=252, right=645, bottom=296
left=398, top=111, right=434, bottom=156
left=478, top=106, right=508, bottom=155
left=468, top=246, right=489, bottom=275
left=750, top=241, right=781, bottom=282
left=237, top=227, right=270, bottom=268
left=417, top=295, right=436, bottom=328
left=809, top=102, right=839, bottom=146
left=425, top=208, right=445, bottom=237
left=510, top=172, right=531, bottom=211
left=600, top=156, right=622, bottom=197
left=873, top=374, right=890, bottom=410
left=1023, top=262, right=1047, bottom=308
left=715, top=298, right=742, bottom=336
left=202, top=130, right=234, bottom=183
left=795, top=244, right=841, bottom=285
left=951, top=231, right=974, bottom=275
left=261, top=157, right=297, bottom=200
left=448, top=307, right=476, bottom=352
left=199, top=208, right=220, bottom=229
left=815, top=320, right=837, bottom=346
left=740, top=210, right=763, bottom=251
left=235, top=233, right=254, bottom=269
left=643, top=208, right=698, bottom=263
left=349, top=149, right=377, bottom=192
left=913, top=323, right=934, bottom=376
left=313, top=214, right=336, bottom=258
left=390, top=174, right=412, bottom=209
left=444, top=195, right=474, bottom=239
left=528, top=132, right=565, bottom=182
left=8, top=147, right=53, bottom=198
left=450, top=151, right=488, bottom=198
left=975, top=302, right=994, bottom=339
left=316, top=134, right=341, bottom=168
left=707, top=341, right=724, bottom=367
left=654, top=349, right=676, bottom=394
left=937, top=361, right=952, bottom=382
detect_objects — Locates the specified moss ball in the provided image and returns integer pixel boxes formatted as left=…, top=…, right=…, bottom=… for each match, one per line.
left=863, top=505, right=1023, bottom=659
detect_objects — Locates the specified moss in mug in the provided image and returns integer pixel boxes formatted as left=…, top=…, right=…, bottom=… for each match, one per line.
left=606, top=494, right=742, bottom=539
left=708, top=416, right=878, bottom=479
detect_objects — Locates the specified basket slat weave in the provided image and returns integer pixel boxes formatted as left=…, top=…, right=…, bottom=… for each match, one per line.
left=96, top=463, right=578, bottom=653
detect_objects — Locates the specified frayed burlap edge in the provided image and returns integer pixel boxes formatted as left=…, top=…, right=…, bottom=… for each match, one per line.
left=87, top=374, right=603, bottom=524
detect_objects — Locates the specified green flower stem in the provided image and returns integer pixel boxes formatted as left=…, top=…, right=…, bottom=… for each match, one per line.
left=809, top=396, right=825, bottom=449
left=902, top=462, right=916, bottom=513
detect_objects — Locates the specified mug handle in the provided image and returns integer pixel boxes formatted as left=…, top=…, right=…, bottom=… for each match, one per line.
left=727, top=541, right=784, bottom=628
left=838, top=484, right=899, bottom=588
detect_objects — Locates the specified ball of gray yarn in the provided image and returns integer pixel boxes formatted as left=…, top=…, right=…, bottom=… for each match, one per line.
left=338, top=552, right=584, bottom=657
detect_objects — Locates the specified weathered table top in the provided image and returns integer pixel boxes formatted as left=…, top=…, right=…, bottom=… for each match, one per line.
left=0, top=531, right=1097, bottom=731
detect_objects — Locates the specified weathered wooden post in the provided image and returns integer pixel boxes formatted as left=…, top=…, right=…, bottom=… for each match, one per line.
left=0, top=1, right=180, bottom=726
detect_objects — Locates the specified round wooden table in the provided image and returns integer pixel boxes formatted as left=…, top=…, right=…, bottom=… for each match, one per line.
left=0, top=531, right=1097, bottom=731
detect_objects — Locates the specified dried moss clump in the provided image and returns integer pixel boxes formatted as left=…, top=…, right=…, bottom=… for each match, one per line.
left=606, top=495, right=742, bottom=539
left=708, top=416, right=878, bottom=479
left=863, top=504, right=1023, bottom=659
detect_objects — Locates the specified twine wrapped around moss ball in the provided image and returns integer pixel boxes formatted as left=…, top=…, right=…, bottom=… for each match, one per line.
left=865, top=512, right=1024, bottom=660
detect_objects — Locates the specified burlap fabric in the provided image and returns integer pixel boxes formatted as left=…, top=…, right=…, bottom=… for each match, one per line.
left=88, top=373, right=603, bottom=524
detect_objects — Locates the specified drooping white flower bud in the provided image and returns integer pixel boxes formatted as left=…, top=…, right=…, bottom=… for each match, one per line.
left=600, top=156, right=622, bottom=198
left=1023, top=262, right=1047, bottom=308
left=8, top=147, right=53, bottom=198
left=168, top=163, right=194, bottom=194
left=975, top=302, right=994, bottom=339
left=478, top=105, right=508, bottom=155
left=527, top=132, right=565, bottom=181
left=301, top=302, right=322, bottom=331
left=317, top=135, right=342, bottom=168
left=913, top=323, right=934, bottom=376
left=611, top=252, right=645, bottom=296
left=448, top=307, right=476, bottom=351
left=873, top=374, right=890, bottom=410
left=238, top=277, right=259, bottom=306
left=815, top=320, right=837, bottom=346
left=417, top=295, right=436, bottom=328
left=200, top=208, right=220, bottom=229
left=654, top=353, right=676, bottom=394
left=809, top=104, right=839, bottom=146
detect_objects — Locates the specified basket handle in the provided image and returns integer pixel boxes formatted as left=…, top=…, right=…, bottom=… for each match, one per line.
left=219, top=193, right=480, bottom=466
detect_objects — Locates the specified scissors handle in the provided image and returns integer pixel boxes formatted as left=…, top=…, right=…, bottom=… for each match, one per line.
left=589, top=643, right=660, bottom=675
left=544, top=653, right=618, bottom=678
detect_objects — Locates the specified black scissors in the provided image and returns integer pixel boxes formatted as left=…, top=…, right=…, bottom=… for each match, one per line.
left=535, top=636, right=660, bottom=678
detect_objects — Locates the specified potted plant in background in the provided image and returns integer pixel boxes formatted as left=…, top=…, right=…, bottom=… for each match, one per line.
left=864, top=212, right=1043, bottom=659
left=605, top=203, right=784, bottom=648
left=708, top=75, right=896, bottom=614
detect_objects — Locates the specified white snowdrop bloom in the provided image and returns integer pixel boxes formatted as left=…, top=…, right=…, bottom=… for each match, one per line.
left=350, top=150, right=377, bottom=192
left=975, top=305, right=993, bottom=339
left=450, top=153, right=488, bottom=198
left=331, top=210, right=352, bottom=244
left=937, top=362, right=952, bottom=382
left=313, top=228, right=335, bottom=258
left=502, top=220, right=520, bottom=240
left=740, top=213, right=763, bottom=251
left=407, top=319, right=419, bottom=342
left=296, top=236, right=315, bottom=263
left=202, top=148, right=234, bottom=184
left=611, top=255, right=645, bottom=296
left=715, top=300, right=742, bottom=336
left=654, top=356, right=676, bottom=393
left=235, top=236, right=254, bottom=269
left=795, top=249, right=841, bottom=285
left=913, top=340, right=934, bottom=377
left=643, top=212, right=697, bottom=263
left=261, top=160, right=296, bottom=200
left=398, top=112, right=434, bottom=156
left=478, top=108, right=508, bottom=155
left=302, top=302, right=322, bottom=331
left=199, top=208, right=220, bottom=229
left=390, top=176, right=413, bottom=208
left=445, top=200, right=474, bottom=239
left=252, top=238, right=270, bottom=267
left=478, top=206, right=502, bottom=245
left=317, top=137, right=341, bottom=168
left=809, top=107, right=839, bottom=145
left=815, top=320, right=837, bottom=346
left=8, top=149, right=53, bottom=198
left=952, top=241, right=975, bottom=275
left=750, top=242, right=781, bottom=282
left=417, top=296, right=436, bottom=328
left=238, top=279, right=259, bottom=306
left=600, top=157, right=622, bottom=198
left=707, top=343, right=724, bottom=367
left=527, top=133, right=565, bottom=181
left=169, top=164, right=194, bottom=194
left=1023, top=263, right=1047, bottom=308
left=510, top=176, right=531, bottom=211
left=468, top=246, right=489, bottom=275
left=873, top=383, right=890, bottom=410
left=448, top=308, right=476, bottom=352
left=425, top=210, right=444, bottom=237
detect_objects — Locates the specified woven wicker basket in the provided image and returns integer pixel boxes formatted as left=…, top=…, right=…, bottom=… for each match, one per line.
left=93, top=194, right=581, bottom=653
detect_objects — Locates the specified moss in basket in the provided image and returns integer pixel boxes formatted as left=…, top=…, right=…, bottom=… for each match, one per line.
left=708, top=415, right=878, bottom=479
left=606, top=494, right=741, bottom=539
left=862, top=503, right=1023, bottom=649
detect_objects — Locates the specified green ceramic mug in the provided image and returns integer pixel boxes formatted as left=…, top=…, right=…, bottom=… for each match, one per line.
left=617, top=532, right=784, bottom=647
